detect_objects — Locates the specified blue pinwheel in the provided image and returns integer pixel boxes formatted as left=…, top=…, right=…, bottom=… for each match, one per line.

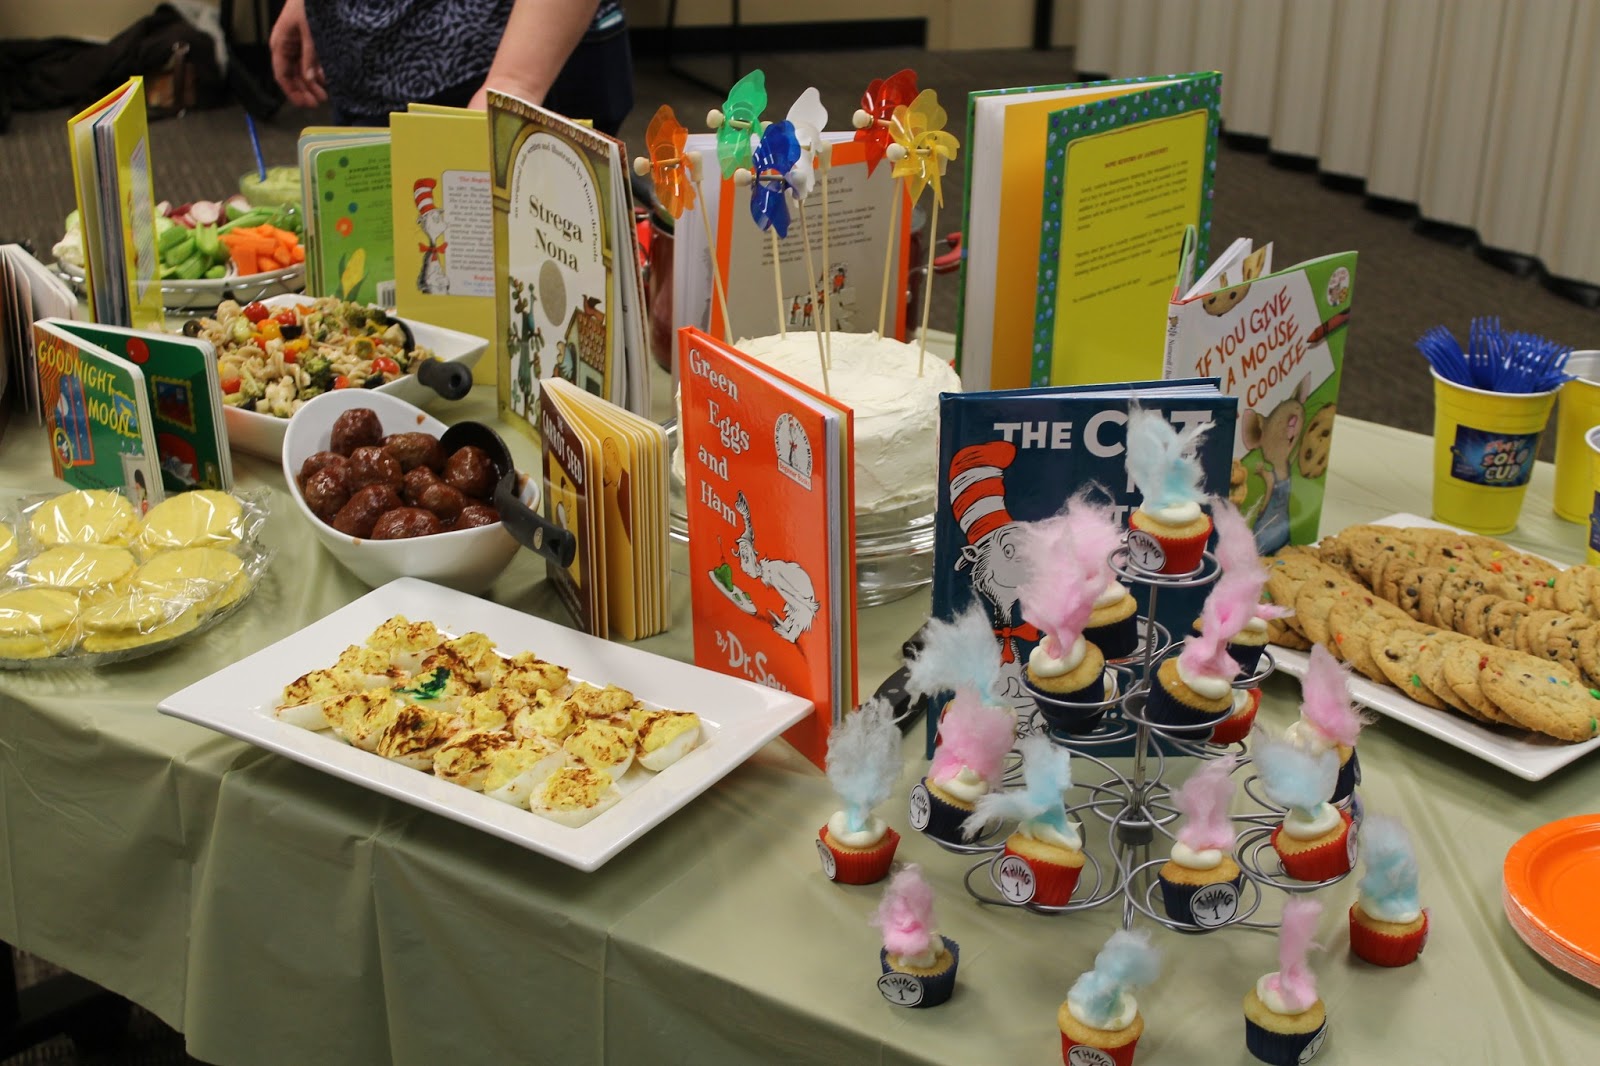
left=744, top=120, right=801, bottom=238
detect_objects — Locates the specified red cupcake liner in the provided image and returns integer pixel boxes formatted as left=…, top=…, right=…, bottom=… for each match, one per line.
left=1349, top=905, right=1429, bottom=966
left=1271, top=809, right=1354, bottom=881
left=1208, top=689, right=1261, bottom=746
left=819, top=825, right=900, bottom=885
left=1061, top=1030, right=1139, bottom=1066
left=1005, top=842, right=1083, bottom=906
left=1131, top=515, right=1212, bottom=575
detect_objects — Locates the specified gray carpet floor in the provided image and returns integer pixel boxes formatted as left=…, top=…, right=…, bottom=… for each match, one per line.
left=3, top=42, right=1599, bottom=1065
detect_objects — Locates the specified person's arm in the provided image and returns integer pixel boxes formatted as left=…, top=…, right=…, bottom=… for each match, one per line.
left=468, top=0, right=603, bottom=110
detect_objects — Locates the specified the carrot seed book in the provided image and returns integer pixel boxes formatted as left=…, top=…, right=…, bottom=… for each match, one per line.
left=1162, top=227, right=1357, bottom=552
left=390, top=105, right=499, bottom=386
left=678, top=326, right=857, bottom=770
left=297, top=128, right=395, bottom=306
left=970, top=73, right=1221, bottom=388
left=66, top=77, right=164, bottom=331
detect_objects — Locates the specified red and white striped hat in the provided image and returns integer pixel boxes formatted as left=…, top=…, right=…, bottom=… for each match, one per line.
left=949, top=440, right=1016, bottom=547
left=413, top=178, right=439, bottom=216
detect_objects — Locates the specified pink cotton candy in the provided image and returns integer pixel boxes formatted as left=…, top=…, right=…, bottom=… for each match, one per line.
left=1174, top=754, right=1238, bottom=853
left=1177, top=501, right=1262, bottom=681
left=1266, top=897, right=1323, bottom=1012
left=1300, top=644, right=1364, bottom=748
left=1210, top=500, right=1291, bottom=625
left=928, top=690, right=1015, bottom=788
left=1017, top=494, right=1122, bottom=656
left=873, top=864, right=937, bottom=958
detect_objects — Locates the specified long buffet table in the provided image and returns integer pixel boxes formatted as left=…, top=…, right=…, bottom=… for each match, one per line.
left=1, top=396, right=1596, bottom=1065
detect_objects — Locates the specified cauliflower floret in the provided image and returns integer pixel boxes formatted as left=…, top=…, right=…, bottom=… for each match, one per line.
left=265, top=376, right=298, bottom=417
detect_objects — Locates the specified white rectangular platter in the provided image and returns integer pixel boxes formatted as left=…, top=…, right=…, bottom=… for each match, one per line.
left=159, top=578, right=813, bottom=870
left=1272, top=512, right=1600, bottom=781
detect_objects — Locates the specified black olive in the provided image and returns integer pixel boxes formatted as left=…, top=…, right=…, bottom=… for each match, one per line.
left=182, top=319, right=203, bottom=337
left=280, top=323, right=304, bottom=340
left=242, top=397, right=257, bottom=411
left=363, top=374, right=385, bottom=389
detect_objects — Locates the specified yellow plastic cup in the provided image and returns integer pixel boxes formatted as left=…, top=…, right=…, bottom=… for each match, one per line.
left=1431, top=370, right=1556, bottom=535
left=1552, top=351, right=1600, bottom=522
left=1586, top=427, right=1600, bottom=564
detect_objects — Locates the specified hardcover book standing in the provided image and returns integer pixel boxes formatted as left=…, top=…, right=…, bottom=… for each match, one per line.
left=930, top=380, right=1238, bottom=752
left=1162, top=229, right=1358, bottom=553
left=678, top=327, right=857, bottom=769
left=296, top=128, right=395, bottom=306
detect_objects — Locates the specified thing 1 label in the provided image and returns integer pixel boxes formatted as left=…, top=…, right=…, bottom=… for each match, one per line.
left=997, top=855, right=1037, bottom=904
left=1299, top=1022, right=1328, bottom=1063
left=1126, top=529, right=1166, bottom=572
left=1067, top=1046, right=1117, bottom=1066
left=1190, top=881, right=1240, bottom=928
left=1449, top=426, right=1537, bottom=487
left=908, top=783, right=931, bottom=831
left=877, top=971, right=924, bottom=1007
left=816, top=838, right=837, bottom=880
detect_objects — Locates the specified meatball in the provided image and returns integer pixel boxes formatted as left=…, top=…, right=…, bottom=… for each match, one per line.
left=329, top=407, right=384, bottom=455
left=453, top=504, right=501, bottom=529
left=416, top=481, right=470, bottom=522
left=381, top=432, right=446, bottom=473
left=330, top=484, right=402, bottom=538
left=402, top=465, right=442, bottom=506
left=347, top=446, right=403, bottom=491
left=370, top=508, right=443, bottom=540
left=299, top=451, right=348, bottom=484
left=301, top=466, right=352, bottom=523
left=443, top=445, right=497, bottom=499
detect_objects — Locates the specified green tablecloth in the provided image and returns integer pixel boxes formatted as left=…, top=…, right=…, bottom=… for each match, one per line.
left=2, top=397, right=1596, bottom=1065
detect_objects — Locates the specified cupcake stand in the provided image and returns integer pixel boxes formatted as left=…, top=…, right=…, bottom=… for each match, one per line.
left=916, top=544, right=1355, bottom=934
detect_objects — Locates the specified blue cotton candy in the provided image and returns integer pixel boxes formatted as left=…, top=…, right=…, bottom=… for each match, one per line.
left=1126, top=406, right=1210, bottom=510
left=1357, top=815, right=1421, bottom=918
left=825, top=698, right=901, bottom=832
left=961, top=734, right=1072, bottom=839
left=1253, top=732, right=1339, bottom=814
left=905, top=603, right=1003, bottom=704
left=1068, top=929, right=1161, bottom=1029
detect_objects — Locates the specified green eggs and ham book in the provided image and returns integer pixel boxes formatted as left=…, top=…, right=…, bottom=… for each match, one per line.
left=930, top=379, right=1237, bottom=756
left=1162, top=226, right=1356, bottom=553
left=677, top=326, right=856, bottom=770
left=33, top=319, right=232, bottom=504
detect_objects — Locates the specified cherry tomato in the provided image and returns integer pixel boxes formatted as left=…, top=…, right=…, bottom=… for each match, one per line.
left=220, top=374, right=241, bottom=394
left=242, top=301, right=270, bottom=323
left=371, top=356, right=400, bottom=376
left=332, top=374, right=351, bottom=389
left=272, top=309, right=298, bottom=327
left=282, top=349, right=297, bottom=364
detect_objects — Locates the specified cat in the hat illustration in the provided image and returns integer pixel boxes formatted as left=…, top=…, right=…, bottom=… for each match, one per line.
left=948, top=440, right=1034, bottom=706
left=412, top=178, right=449, bottom=295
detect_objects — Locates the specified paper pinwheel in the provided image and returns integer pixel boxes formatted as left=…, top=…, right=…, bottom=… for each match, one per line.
left=785, top=87, right=828, bottom=201
left=631, top=105, right=695, bottom=219
left=887, top=89, right=959, bottom=207
left=852, top=69, right=919, bottom=175
left=740, top=119, right=802, bottom=238
left=707, top=69, right=767, bottom=179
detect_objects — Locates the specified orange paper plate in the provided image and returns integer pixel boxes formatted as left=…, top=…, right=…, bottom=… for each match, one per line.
left=1503, top=814, right=1600, bottom=983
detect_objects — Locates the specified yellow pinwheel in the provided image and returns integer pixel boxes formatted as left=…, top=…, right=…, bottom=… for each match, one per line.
left=886, top=89, right=959, bottom=207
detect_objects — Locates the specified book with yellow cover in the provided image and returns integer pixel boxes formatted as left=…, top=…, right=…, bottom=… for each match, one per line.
left=538, top=378, right=667, bottom=640
left=66, top=77, right=164, bottom=331
left=390, top=105, right=499, bottom=385
left=957, top=73, right=1220, bottom=390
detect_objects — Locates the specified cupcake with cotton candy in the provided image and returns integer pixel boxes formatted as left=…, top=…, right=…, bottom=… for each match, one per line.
left=1210, top=687, right=1262, bottom=747
left=1256, top=729, right=1352, bottom=882
left=1125, top=406, right=1215, bottom=574
left=1061, top=493, right=1141, bottom=659
left=1017, top=498, right=1120, bottom=732
left=818, top=698, right=903, bottom=884
left=1348, top=815, right=1428, bottom=966
left=873, top=864, right=959, bottom=1008
left=962, top=735, right=1084, bottom=906
left=1244, top=898, right=1329, bottom=1065
left=1157, top=754, right=1244, bottom=928
left=1285, top=645, right=1367, bottom=805
left=1201, top=502, right=1293, bottom=674
left=1056, top=929, right=1161, bottom=1066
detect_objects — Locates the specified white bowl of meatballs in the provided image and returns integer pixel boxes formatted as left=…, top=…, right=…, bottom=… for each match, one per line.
left=282, top=389, right=541, bottom=594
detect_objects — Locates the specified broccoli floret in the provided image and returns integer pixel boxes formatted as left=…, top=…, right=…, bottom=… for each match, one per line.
left=301, top=353, right=335, bottom=391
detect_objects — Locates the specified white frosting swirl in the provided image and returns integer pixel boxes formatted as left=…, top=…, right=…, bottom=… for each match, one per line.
left=1093, top=579, right=1130, bottom=610
left=1232, top=688, right=1255, bottom=714
left=1285, top=719, right=1334, bottom=753
left=1067, top=987, right=1138, bottom=1032
left=1138, top=499, right=1202, bottom=525
left=1282, top=802, right=1341, bottom=840
left=896, top=934, right=941, bottom=970
left=1360, top=895, right=1422, bottom=925
left=1255, top=974, right=1313, bottom=1016
left=1170, top=842, right=1224, bottom=870
left=935, top=766, right=988, bottom=804
left=1240, top=617, right=1269, bottom=636
left=1030, top=635, right=1087, bottom=678
left=1019, top=818, right=1082, bottom=851
left=1177, top=658, right=1232, bottom=700
left=827, top=811, right=887, bottom=849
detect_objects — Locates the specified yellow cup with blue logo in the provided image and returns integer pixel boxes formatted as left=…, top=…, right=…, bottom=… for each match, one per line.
left=1585, top=427, right=1600, bottom=564
left=1431, top=371, right=1557, bottom=535
left=1552, top=352, right=1600, bottom=522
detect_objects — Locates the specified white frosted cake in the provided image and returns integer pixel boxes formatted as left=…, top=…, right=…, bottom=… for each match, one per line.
left=673, top=331, right=962, bottom=513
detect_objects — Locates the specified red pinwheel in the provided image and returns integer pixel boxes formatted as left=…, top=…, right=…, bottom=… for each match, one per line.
left=851, top=69, right=919, bottom=175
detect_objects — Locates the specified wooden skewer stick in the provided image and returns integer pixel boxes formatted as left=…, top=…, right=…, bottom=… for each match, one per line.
left=818, top=150, right=834, bottom=367
left=797, top=204, right=830, bottom=394
left=769, top=227, right=787, bottom=338
left=917, top=195, right=939, bottom=377
left=691, top=177, right=732, bottom=344
left=877, top=185, right=900, bottom=339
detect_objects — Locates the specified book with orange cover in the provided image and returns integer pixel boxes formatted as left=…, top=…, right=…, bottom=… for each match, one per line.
left=677, top=326, right=857, bottom=769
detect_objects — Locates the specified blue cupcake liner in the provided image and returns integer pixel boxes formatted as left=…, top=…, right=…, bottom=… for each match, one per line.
left=1027, top=672, right=1109, bottom=734
left=1332, top=749, right=1360, bottom=804
left=1144, top=676, right=1230, bottom=739
left=878, top=938, right=959, bottom=1008
left=1228, top=639, right=1267, bottom=675
left=919, top=778, right=975, bottom=844
left=1087, top=611, right=1140, bottom=660
left=1245, top=1016, right=1327, bottom=1064
left=1159, top=870, right=1244, bottom=929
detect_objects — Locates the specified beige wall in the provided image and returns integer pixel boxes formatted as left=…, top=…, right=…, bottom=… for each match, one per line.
left=625, top=0, right=1070, bottom=50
